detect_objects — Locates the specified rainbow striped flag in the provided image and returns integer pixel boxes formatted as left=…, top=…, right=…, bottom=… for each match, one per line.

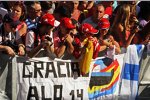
left=88, top=57, right=121, bottom=99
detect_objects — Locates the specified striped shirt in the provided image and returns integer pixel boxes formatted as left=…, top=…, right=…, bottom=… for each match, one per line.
left=25, top=17, right=39, bottom=31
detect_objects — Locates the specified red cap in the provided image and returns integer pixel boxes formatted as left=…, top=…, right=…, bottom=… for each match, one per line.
left=80, top=23, right=98, bottom=34
left=98, top=18, right=110, bottom=29
left=60, top=17, right=75, bottom=29
left=40, top=13, right=60, bottom=27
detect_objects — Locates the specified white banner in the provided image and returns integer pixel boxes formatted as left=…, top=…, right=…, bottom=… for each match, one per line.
left=16, top=55, right=125, bottom=100
left=17, top=58, right=90, bottom=100
left=0, top=45, right=146, bottom=100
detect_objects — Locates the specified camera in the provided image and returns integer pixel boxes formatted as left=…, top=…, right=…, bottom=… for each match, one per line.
left=45, top=36, right=52, bottom=42
left=134, top=22, right=142, bottom=30
left=44, top=35, right=53, bottom=46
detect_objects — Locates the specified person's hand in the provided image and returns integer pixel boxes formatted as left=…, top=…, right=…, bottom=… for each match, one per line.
left=89, top=37, right=97, bottom=42
left=134, top=26, right=139, bottom=33
left=18, top=46, right=25, bottom=56
left=130, top=15, right=138, bottom=23
left=131, top=24, right=140, bottom=34
left=4, top=46, right=15, bottom=57
left=42, top=39, right=53, bottom=47
left=108, top=44, right=114, bottom=49
left=142, top=35, right=150, bottom=45
left=108, top=35, right=115, bottom=43
left=65, top=34, right=74, bottom=43
left=61, top=35, right=68, bottom=42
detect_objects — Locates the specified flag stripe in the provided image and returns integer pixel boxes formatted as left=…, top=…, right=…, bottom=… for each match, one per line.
left=91, top=72, right=112, bottom=76
left=122, top=63, right=139, bottom=81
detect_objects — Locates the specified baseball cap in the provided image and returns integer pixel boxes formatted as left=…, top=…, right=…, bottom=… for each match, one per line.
left=3, top=12, right=21, bottom=28
left=80, top=23, right=98, bottom=34
left=60, top=17, right=75, bottom=29
left=98, top=18, right=110, bottom=29
left=40, top=13, right=60, bottom=27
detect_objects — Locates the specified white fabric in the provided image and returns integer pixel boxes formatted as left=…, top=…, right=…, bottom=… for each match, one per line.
left=25, top=31, right=34, bottom=52
left=119, top=45, right=145, bottom=100
left=54, top=20, right=60, bottom=27
left=106, top=45, right=115, bottom=59
left=0, top=31, right=21, bottom=43
left=0, top=45, right=147, bottom=100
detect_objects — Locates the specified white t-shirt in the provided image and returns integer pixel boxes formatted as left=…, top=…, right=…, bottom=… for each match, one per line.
left=25, top=30, right=35, bottom=51
left=25, top=30, right=57, bottom=59
left=25, top=31, right=54, bottom=52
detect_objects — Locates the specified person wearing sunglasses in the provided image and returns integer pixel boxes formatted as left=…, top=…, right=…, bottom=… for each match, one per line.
left=24, top=1, right=42, bottom=31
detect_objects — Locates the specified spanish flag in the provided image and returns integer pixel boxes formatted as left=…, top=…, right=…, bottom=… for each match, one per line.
left=80, top=39, right=93, bottom=75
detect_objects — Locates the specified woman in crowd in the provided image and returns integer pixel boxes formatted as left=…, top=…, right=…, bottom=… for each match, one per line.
left=12, top=1, right=27, bottom=44
left=0, top=12, right=25, bottom=56
left=71, top=1, right=81, bottom=22
left=110, top=4, right=138, bottom=48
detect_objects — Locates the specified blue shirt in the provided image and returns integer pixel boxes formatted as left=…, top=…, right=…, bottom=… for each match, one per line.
left=25, top=17, right=39, bottom=31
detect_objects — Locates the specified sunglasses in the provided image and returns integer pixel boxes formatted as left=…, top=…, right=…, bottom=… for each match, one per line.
left=35, top=9, right=41, bottom=13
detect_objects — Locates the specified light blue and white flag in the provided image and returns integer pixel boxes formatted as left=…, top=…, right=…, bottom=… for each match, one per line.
left=119, top=45, right=145, bottom=100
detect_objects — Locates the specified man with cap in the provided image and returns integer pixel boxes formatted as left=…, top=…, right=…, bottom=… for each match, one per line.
left=54, top=17, right=76, bottom=59
left=0, top=12, right=25, bottom=56
left=79, top=23, right=100, bottom=59
left=78, top=23, right=100, bottom=75
left=98, top=18, right=121, bottom=55
left=73, top=23, right=101, bottom=59
left=98, top=18, right=110, bottom=37
left=25, top=13, right=60, bottom=58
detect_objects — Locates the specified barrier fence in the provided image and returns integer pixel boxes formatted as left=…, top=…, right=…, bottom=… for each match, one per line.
left=0, top=45, right=150, bottom=100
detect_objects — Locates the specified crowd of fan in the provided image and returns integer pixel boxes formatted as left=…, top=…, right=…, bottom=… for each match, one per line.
left=0, top=1, right=149, bottom=60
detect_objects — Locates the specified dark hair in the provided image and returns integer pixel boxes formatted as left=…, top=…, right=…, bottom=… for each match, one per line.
left=24, top=1, right=40, bottom=8
left=54, top=6, right=71, bottom=18
left=24, top=1, right=40, bottom=12
left=138, top=1, right=150, bottom=21
left=40, top=1, right=52, bottom=12
left=13, top=1, right=27, bottom=21
left=71, top=18, right=80, bottom=31
left=71, top=18, right=78, bottom=25
left=37, top=23, right=53, bottom=32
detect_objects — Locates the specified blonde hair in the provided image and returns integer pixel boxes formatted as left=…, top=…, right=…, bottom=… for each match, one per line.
left=111, top=4, right=130, bottom=32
